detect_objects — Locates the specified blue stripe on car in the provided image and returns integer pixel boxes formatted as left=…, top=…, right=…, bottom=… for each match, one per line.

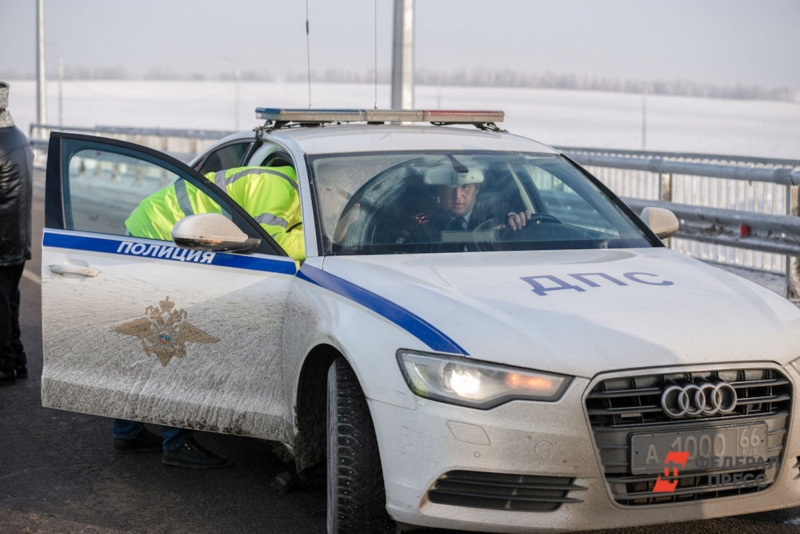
left=298, top=265, right=468, bottom=355
left=43, top=231, right=297, bottom=275
left=45, top=232, right=462, bottom=354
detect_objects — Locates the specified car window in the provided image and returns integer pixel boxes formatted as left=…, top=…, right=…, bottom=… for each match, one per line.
left=65, top=148, right=232, bottom=240
left=246, top=139, right=296, bottom=169
left=196, top=141, right=251, bottom=174
left=310, top=152, right=653, bottom=255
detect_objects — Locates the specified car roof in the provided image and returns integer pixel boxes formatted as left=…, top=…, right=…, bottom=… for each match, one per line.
left=198, top=124, right=560, bottom=167
left=267, top=124, right=558, bottom=155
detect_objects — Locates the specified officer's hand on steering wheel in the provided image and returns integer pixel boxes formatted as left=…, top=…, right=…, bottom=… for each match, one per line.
left=507, top=210, right=532, bottom=231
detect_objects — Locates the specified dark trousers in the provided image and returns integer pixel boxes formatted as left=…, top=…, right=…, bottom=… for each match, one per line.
left=0, top=263, right=26, bottom=373
left=113, top=419, right=192, bottom=451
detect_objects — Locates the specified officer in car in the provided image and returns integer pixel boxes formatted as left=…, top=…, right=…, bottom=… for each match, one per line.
left=112, top=165, right=304, bottom=468
left=407, top=165, right=529, bottom=247
left=400, top=166, right=486, bottom=247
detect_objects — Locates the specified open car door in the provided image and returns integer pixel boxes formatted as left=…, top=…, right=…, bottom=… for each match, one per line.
left=41, top=133, right=297, bottom=441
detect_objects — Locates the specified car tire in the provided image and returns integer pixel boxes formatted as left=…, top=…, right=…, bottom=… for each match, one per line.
left=326, top=358, right=394, bottom=534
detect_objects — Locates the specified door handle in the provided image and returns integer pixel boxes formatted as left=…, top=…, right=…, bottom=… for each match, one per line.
left=49, top=264, right=100, bottom=278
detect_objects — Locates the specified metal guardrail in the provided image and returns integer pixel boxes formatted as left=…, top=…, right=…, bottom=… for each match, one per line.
left=29, top=124, right=236, bottom=164
left=561, top=147, right=800, bottom=300
left=556, top=146, right=800, bottom=168
left=568, top=153, right=800, bottom=185
left=27, top=125, right=800, bottom=298
left=30, top=124, right=236, bottom=141
left=622, top=197, right=800, bottom=256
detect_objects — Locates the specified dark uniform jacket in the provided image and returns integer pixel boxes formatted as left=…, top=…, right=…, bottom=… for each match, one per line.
left=0, top=125, right=33, bottom=266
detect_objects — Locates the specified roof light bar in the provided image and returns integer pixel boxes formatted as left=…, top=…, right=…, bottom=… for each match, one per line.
left=255, top=108, right=504, bottom=124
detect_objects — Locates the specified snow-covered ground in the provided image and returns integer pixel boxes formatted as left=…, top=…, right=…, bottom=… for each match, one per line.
left=4, top=80, right=800, bottom=159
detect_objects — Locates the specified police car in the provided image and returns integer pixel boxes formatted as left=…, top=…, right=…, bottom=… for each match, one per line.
left=42, top=109, right=800, bottom=533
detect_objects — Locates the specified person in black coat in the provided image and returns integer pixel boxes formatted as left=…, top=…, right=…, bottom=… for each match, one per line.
left=0, top=81, right=33, bottom=385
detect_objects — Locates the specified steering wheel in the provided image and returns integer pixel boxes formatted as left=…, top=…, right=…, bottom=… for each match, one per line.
left=475, top=212, right=562, bottom=232
left=472, top=212, right=564, bottom=247
left=525, top=213, right=562, bottom=225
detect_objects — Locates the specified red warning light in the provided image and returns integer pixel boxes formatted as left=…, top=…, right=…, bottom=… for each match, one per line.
left=740, top=224, right=751, bottom=237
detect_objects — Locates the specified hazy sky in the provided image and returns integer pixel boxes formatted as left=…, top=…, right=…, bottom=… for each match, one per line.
left=2, top=0, right=799, bottom=88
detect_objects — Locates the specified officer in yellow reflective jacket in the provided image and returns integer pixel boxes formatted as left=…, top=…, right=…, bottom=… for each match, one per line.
left=125, top=166, right=305, bottom=261
left=114, top=166, right=304, bottom=468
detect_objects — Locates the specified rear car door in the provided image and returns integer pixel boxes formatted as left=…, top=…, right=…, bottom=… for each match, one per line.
left=41, top=133, right=297, bottom=441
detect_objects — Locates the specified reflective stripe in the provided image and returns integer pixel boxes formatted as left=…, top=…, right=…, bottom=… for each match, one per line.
left=213, top=168, right=260, bottom=189
left=174, top=180, right=194, bottom=216
left=254, top=212, right=288, bottom=228
left=297, top=265, right=467, bottom=355
left=214, top=168, right=298, bottom=192
left=212, top=169, right=227, bottom=186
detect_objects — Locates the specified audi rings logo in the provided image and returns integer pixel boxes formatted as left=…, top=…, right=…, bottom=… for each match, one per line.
left=660, top=382, right=738, bottom=418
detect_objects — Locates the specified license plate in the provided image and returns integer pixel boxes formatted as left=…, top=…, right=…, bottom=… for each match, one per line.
left=630, top=424, right=768, bottom=474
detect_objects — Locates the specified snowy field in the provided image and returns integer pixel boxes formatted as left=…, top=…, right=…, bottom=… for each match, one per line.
left=4, top=80, right=800, bottom=159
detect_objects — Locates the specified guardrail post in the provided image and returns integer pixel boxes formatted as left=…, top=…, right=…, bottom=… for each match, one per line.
left=786, top=184, right=800, bottom=301
left=659, top=173, right=672, bottom=202
left=659, top=173, right=673, bottom=247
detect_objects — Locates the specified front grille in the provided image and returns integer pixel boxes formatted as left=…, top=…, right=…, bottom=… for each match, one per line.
left=585, top=368, right=792, bottom=506
left=427, top=470, right=586, bottom=512
left=587, top=369, right=790, bottom=427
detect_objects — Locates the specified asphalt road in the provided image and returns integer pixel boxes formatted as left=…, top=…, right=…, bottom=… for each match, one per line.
left=1, top=169, right=798, bottom=534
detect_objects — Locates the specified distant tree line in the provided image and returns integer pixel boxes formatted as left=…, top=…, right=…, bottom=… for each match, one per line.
left=0, top=66, right=795, bottom=103
left=414, top=69, right=798, bottom=102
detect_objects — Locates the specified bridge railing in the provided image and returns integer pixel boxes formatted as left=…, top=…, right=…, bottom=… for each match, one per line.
left=28, top=125, right=800, bottom=299
left=560, top=146, right=800, bottom=299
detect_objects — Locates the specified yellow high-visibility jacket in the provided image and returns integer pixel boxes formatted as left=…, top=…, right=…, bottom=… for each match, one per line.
left=125, top=166, right=304, bottom=261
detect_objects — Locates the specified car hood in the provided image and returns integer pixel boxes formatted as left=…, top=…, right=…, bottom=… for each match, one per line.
left=320, top=248, right=800, bottom=378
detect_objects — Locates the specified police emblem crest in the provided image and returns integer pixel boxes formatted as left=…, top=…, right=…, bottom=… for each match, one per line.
left=113, top=296, right=219, bottom=366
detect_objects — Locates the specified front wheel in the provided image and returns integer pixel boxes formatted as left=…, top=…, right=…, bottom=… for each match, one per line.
left=327, top=358, right=394, bottom=533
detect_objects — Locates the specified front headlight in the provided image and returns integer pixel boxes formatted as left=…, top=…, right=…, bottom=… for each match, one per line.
left=790, top=356, right=800, bottom=374
left=396, top=349, right=572, bottom=409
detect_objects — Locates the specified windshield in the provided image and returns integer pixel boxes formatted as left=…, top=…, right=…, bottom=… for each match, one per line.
left=310, top=151, right=654, bottom=255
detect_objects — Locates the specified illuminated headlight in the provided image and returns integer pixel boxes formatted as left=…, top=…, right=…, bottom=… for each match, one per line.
left=396, top=350, right=572, bottom=409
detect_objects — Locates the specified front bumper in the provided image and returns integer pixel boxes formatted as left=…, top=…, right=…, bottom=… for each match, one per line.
left=370, top=363, right=800, bottom=533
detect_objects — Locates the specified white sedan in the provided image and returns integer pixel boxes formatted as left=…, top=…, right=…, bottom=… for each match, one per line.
left=41, top=109, right=800, bottom=533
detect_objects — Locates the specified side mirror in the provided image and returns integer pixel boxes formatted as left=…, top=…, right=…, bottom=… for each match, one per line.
left=640, top=207, right=679, bottom=239
left=171, top=213, right=260, bottom=252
